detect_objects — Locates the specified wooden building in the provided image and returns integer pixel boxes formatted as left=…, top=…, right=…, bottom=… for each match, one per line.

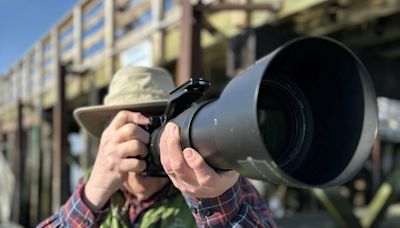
left=1, top=0, right=400, bottom=227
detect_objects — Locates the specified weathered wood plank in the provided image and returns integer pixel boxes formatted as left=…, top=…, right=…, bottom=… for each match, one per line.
left=115, top=1, right=151, bottom=29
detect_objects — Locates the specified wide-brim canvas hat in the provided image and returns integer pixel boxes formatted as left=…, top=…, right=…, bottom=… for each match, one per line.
left=74, top=66, right=175, bottom=138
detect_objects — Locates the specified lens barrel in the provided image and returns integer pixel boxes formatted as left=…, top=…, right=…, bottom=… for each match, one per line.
left=149, top=37, right=378, bottom=188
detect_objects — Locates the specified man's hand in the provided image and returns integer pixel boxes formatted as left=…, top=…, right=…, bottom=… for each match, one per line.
left=83, top=111, right=150, bottom=210
left=160, top=122, right=239, bottom=198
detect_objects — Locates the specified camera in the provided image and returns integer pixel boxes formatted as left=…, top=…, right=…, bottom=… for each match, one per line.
left=144, top=37, right=378, bottom=188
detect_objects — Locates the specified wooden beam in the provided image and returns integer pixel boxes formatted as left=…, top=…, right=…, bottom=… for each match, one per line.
left=295, top=0, right=400, bottom=36
left=104, top=0, right=115, bottom=78
left=11, top=100, right=25, bottom=224
left=313, top=187, right=362, bottom=228
left=114, top=24, right=154, bottom=54
left=176, top=0, right=193, bottom=84
left=278, top=0, right=327, bottom=19
left=341, top=26, right=400, bottom=50
left=116, top=0, right=129, bottom=8
left=31, top=45, right=40, bottom=97
left=29, top=124, right=41, bottom=225
left=152, top=0, right=164, bottom=65
left=43, top=49, right=54, bottom=63
left=73, top=5, right=83, bottom=65
left=82, top=29, right=104, bottom=50
left=113, top=7, right=181, bottom=55
left=82, top=0, right=102, bottom=13
left=33, top=42, right=44, bottom=222
left=59, top=19, right=73, bottom=36
left=115, top=1, right=150, bottom=29
left=361, top=167, right=400, bottom=227
left=61, top=50, right=75, bottom=63
left=83, top=10, right=104, bottom=31
left=51, top=27, right=61, bottom=212
left=195, top=3, right=280, bottom=12
left=60, top=35, right=74, bottom=50
left=23, top=56, right=30, bottom=99
left=81, top=53, right=103, bottom=70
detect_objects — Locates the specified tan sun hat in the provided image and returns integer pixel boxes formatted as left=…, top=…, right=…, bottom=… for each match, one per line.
left=73, top=66, right=175, bottom=138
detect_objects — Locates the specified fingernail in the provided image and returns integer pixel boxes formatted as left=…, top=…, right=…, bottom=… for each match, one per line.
left=168, top=123, right=177, bottom=134
left=166, top=124, right=172, bottom=134
left=184, top=149, right=194, bottom=160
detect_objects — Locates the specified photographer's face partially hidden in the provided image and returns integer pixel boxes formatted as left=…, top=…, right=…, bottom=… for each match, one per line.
left=124, top=172, right=169, bottom=201
left=103, top=112, right=170, bottom=201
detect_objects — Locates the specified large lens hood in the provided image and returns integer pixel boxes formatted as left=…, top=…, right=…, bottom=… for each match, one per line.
left=191, top=37, right=377, bottom=187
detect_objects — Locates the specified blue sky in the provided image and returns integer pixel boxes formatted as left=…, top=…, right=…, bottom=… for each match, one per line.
left=0, top=0, right=78, bottom=74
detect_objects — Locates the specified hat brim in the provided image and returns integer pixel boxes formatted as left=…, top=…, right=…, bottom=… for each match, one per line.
left=74, top=100, right=168, bottom=138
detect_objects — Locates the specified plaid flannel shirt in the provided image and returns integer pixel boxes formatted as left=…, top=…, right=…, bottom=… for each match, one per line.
left=37, top=177, right=276, bottom=227
left=183, top=177, right=275, bottom=227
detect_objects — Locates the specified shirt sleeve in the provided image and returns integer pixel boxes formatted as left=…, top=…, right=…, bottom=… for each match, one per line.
left=36, top=179, right=108, bottom=228
left=183, top=176, right=276, bottom=228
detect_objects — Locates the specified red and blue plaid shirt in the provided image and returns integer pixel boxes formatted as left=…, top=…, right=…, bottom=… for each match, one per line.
left=37, top=177, right=276, bottom=227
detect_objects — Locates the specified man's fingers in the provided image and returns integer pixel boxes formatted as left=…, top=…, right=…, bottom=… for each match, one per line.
left=117, top=140, right=148, bottom=158
left=159, top=125, right=171, bottom=173
left=183, top=148, right=216, bottom=185
left=165, top=124, right=189, bottom=172
left=109, top=111, right=150, bottom=130
left=161, top=123, right=194, bottom=180
left=115, top=123, right=150, bottom=143
left=119, top=158, right=146, bottom=173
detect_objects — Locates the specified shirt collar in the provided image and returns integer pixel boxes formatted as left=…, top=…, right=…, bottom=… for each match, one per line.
left=121, top=180, right=176, bottom=206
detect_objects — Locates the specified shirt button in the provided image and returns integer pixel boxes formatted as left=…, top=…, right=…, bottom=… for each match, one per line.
left=190, top=206, right=198, bottom=214
left=83, top=219, right=91, bottom=225
left=200, top=209, right=212, bottom=217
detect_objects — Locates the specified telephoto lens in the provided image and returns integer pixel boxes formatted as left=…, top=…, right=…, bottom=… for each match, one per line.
left=149, top=37, right=378, bottom=188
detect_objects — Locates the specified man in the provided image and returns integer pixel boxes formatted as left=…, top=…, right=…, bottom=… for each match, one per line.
left=38, top=67, right=275, bottom=227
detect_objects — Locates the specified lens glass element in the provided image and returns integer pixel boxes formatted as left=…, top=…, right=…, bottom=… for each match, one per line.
left=257, top=78, right=312, bottom=172
left=258, top=92, right=288, bottom=160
